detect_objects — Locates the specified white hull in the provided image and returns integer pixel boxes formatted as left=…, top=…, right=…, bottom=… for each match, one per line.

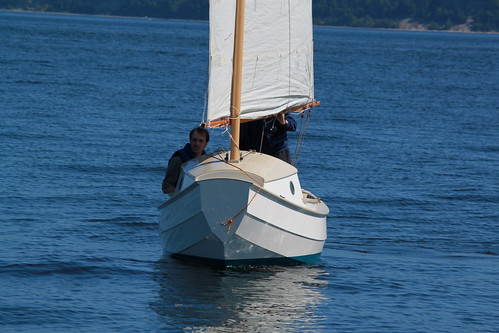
left=158, top=152, right=328, bottom=266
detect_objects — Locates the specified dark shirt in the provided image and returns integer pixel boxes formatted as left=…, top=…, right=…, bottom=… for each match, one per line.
left=162, top=143, right=206, bottom=193
left=240, top=114, right=297, bottom=156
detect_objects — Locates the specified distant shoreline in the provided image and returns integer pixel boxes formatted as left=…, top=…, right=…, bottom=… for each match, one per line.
left=2, top=9, right=497, bottom=35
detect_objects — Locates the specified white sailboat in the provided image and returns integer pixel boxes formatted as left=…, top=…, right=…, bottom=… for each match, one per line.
left=158, top=0, right=328, bottom=266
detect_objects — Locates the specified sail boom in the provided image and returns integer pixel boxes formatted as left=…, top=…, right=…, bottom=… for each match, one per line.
left=202, top=100, right=320, bottom=128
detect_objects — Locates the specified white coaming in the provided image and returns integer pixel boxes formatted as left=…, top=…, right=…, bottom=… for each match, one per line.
left=263, top=173, right=304, bottom=206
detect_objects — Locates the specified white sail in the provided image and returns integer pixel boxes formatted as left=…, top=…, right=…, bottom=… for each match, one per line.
left=207, top=0, right=315, bottom=123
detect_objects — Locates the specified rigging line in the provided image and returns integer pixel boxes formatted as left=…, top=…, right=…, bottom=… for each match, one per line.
left=292, top=111, right=305, bottom=165
left=258, top=119, right=266, bottom=153
left=292, top=110, right=311, bottom=165
left=221, top=125, right=230, bottom=135
left=222, top=182, right=263, bottom=233
left=206, top=153, right=264, bottom=232
left=230, top=105, right=240, bottom=116
left=206, top=153, right=263, bottom=188
left=225, top=125, right=241, bottom=152
left=297, top=111, right=311, bottom=161
left=292, top=112, right=303, bottom=165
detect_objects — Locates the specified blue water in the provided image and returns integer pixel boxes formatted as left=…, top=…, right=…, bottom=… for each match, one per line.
left=1, top=11, right=498, bottom=332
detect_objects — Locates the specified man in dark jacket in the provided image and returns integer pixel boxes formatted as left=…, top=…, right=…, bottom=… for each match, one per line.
left=162, top=127, right=209, bottom=195
left=240, top=112, right=296, bottom=164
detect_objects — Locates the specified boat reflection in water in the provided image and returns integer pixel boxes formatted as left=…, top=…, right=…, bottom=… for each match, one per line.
left=151, top=257, right=330, bottom=331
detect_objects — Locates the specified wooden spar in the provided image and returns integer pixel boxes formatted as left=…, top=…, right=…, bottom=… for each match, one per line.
left=202, top=100, right=321, bottom=128
left=229, top=0, right=245, bottom=162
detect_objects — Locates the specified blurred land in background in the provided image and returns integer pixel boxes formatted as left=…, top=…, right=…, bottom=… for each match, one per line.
left=1, top=0, right=497, bottom=32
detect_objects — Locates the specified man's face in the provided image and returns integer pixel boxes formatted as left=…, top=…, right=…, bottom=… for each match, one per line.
left=190, top=131, right=208, bottom=156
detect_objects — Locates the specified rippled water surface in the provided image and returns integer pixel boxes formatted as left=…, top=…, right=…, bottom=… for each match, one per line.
left=1, top=11, right=498, bottom=332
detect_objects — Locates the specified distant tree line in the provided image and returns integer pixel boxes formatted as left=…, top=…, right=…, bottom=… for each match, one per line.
left=1, top=0, right=497, bottom=32
left=313, top=0, right=498, bottom=32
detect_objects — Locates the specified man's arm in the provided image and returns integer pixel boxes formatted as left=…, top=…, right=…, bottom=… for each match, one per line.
left=162, top=156, right=183, bottom=195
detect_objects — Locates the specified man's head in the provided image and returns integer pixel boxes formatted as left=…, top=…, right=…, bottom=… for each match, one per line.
left=189, top=127, right=210, bottom=157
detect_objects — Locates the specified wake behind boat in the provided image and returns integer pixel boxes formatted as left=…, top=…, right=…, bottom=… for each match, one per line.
left=158, top=0, right=328, bottom=266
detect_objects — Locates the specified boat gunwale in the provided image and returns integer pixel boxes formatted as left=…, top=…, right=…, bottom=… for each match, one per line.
left=157, top=181, right=198, bottom=210
left=158, top=176, right=328, bottom=218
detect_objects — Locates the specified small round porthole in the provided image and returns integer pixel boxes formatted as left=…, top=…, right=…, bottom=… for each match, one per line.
left=289, top=181, right=295, bottom=195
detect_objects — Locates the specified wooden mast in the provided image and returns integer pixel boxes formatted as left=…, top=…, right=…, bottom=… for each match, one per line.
left=229, top=0, right=245, bottom=162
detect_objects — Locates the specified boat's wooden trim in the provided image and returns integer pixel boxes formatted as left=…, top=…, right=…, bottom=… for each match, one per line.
left=286, top=100, right=321, bottom=113
left=201, top=100, right=321, bottom=128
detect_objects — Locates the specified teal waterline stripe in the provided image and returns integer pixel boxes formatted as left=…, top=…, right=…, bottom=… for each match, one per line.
left=172, top=252, right=322, bottom=267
